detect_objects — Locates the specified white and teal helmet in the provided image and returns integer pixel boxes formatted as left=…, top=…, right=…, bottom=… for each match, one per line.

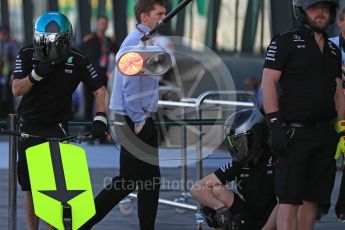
left=33, top=11, right=73, bottom=64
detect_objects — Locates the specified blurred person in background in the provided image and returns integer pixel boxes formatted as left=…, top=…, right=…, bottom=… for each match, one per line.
left=78, top=15, right=118, bottom=128
left=244, top=76, right=263, bottom=106
left=0, top=24, right=20, bottom=117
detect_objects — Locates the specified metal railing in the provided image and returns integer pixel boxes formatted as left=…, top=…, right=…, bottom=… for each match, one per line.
left=156, top=90, right=258, bottom=229
left=8, top=114, right=17, bottom=230
left=4, top=90, right=257, bottom=230
left=193, top=90, right=257, bottom=228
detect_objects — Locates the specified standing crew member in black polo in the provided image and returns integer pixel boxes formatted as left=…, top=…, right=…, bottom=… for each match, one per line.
left=12, top=12, right=107, bottom=230
left=261, top=0, right=345, bottom=230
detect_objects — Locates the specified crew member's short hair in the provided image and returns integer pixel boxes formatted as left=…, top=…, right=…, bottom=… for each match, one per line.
left=134, top=0, right=165, bottom=23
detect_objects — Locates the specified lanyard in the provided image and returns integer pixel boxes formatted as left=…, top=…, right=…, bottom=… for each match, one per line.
left=136, top=24, right=146, bottom=35
left=136, top=24, right=154, bottom=45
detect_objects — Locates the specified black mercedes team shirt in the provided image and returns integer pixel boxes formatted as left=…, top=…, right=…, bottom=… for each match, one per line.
left=264, top=25, right=342, bottom=122
left=214, top=151, right=276, bottom=224
left=13, top=44, right=104, bottom=125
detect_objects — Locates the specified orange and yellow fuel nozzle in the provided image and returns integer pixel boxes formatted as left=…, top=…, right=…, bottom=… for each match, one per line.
left=117, top=46, right=172, bottom=76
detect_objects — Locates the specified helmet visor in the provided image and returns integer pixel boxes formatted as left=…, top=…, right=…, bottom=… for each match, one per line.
left=33, top=31, right=71, bottom=63
left=226, top=133, right=250, bottom=162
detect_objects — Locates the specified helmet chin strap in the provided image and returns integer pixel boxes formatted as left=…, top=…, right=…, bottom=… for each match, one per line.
left=304, top=15, right=329, bottom=34
left=304, top=23, right=324, bottom=34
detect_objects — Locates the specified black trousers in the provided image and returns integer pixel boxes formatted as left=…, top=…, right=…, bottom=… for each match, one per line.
left=80, top=115, right=161, bottom=230
left=17, top=120, right=68, bottom=191
left=275, top=123, right=337, bottom=205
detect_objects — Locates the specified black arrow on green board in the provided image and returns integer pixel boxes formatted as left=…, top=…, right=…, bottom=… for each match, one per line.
left=38, top=141, right=85, bottom=202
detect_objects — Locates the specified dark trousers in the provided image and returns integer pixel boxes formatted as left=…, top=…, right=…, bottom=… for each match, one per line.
left=275, top=123, right=337, bottom=205
left=17, top=120, right=68, bottom=191
left=80, top=115, right=161, bottom=230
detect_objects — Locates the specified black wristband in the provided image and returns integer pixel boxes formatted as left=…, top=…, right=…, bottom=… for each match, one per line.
left=28, top=74, right=39, bottom=84
left=94, top=112, right=107, bottom=126
left=266, top=111, right=282, bottom=126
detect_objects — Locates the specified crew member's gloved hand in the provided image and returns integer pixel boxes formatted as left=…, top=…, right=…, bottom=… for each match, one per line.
left=29, top=60, right=53, bottom=83
left=266, top=111, right=288, bottom=157
left=215, top=206, right=233, bottom=230
left=91, top=112, right=108, bottom=138
left=335, top=120, right=345, bottom=166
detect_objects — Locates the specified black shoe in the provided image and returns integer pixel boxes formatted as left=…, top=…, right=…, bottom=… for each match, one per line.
left=215, top=207, right=232, bottom=230
left=337, top=211, right=345, bottom=222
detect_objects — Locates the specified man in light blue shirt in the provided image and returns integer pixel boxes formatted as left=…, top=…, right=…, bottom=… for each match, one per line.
left=80, top=1, right=166, bottom=229
left=109, top=24, right=160, bottom=132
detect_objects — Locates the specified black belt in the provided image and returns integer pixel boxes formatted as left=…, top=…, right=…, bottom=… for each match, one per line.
left=282, top=120, right=334, bottom=128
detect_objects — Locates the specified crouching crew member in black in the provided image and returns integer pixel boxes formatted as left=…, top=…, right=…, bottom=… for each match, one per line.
left=11, top=11, right=107, bottom=230
left=191, top=109, right=278, bottom=230
left=261, top=0, right=345, bottom=229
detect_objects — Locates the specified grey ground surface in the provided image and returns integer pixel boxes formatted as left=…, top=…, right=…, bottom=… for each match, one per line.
left=1, top=140, right=344, bottom=229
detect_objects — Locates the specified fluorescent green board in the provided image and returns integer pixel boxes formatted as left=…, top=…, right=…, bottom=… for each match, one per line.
left=26, top=142, right=95, bottom=230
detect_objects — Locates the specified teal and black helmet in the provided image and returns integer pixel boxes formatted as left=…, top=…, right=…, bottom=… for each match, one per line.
left=33, top=11, right=73, bottom=64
